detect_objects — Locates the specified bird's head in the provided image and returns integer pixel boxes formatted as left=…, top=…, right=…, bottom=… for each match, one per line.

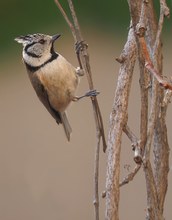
left=15, top=33, right=61, bottom=65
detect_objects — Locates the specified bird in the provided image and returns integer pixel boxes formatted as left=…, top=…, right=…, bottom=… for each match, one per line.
left=15, top=33, right=98, bottom=141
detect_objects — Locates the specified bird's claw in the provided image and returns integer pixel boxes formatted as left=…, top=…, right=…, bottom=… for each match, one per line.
left=84, top=89, right=100, bottom=97
left=75, top=40, right=88, bottom=54
left=73, top=89, right=100, bottom=102
left=76, top=67, right=85, bottom=76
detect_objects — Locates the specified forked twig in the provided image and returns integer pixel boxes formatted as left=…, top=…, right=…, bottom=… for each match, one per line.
left=137, top=36, right=172, bottom=90
left=54, top=1, right=107, bottom=220
left=135, top=0, right=170, bottom=219
left=54, top=0, right=75, bottom=37
left=66, top=1, right=107, bottom=153
left=54, top=0, right=107, bottom=152
left=120, top=164, right=141, bottom=187
left=123, top=125, right=142, bottom=164
left=102, top=163, right=141, bottom=198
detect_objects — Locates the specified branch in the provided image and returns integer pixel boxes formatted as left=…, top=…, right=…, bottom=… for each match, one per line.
left=54, top=1, right=107, bottom=220
left=123, top=125, right=142, bottom=164
left=152, top=0, right=170, bottom=216
left=162, top=89, right=172, bottom=108
left=128, top=1, right=150, bottom=168
left=119, top=164, right=141, bottom=187
left=145, top=62, right=172, bottom=90
left=105, top=26, right=137, bottom=220
left=102, top=164, right=141, bottom=198
left=137, top=1, right=170, bottom=219
left=55, top=0, right=107, bottom=152
left=128, top=0, right=166, bottom=219
left=137, top=2, right=160, bottom=219
left=160, top=0, right=170, bottom=17
left=123, top=125, right=138, bottom=147
left=54, top=0, right=75, bottom=37
left=93, top=136, right=100, bottom=220
left=136, top=1, right=172, bottom=91
left=143, top=160, right=162, bottom=220
left=67, top=1, right=107, bottom=151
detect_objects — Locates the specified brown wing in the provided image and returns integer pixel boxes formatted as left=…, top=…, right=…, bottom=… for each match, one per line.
left=26, top=69, right=62, bottom=124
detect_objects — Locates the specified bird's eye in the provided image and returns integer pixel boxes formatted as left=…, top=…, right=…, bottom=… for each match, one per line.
left=39, top=39, right=45, bottom=44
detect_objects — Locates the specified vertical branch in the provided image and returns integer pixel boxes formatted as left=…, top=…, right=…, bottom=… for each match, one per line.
left=138, top=1, right=161, bottom=219
left=128, top=2, right=159, bottom=218
left=54, top=0, right=76, bottom=38
left=67, top=0, right=82, bottom=41
left=127, top=1, right=149, bottom=165
left=137, top=1, right=149, bottom=158
left=93, top=137, right=100, bottom=220
left=105, top=27, right=137, bottom=220
left=128, top=0, right=170, bottom=219
left=66, top=0, right=107, bottom=152
left=144, top=0, right=170, bottom=217
left=152, top=0, right=170, bottom=216
left=144, top=160, right=161, bottom=220
left=54, top=1, right=170, bottom=220
left=54, top=1, right=107, bottom=220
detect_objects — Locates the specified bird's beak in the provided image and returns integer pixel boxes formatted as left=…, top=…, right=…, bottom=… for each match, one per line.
left=51, top=34, right=61, bottom=43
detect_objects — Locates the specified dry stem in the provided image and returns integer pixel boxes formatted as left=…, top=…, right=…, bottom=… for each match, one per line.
left=54, top=1, right=107, bottom=220
left=127, top=0, right=170, bottom=219
left=119, top=165, right=141, bottom=187
left=105, top=27, right=137, bottom=220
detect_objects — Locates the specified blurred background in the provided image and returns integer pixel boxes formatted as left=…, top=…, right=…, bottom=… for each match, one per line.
left=0, top=1, right=172, bottom=219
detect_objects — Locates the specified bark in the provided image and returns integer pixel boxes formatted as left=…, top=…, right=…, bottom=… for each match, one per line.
left=105, top=27, right=137, bottom=220
left=106, top=1, right=170, bottom=219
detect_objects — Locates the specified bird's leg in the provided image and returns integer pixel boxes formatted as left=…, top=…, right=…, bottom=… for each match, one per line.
left=74, top=42, right=99, bottom=101
left=76, top=67, right=84, bottom=76
left=73, top=89, right=100, bottom=101
left=75, top=40, right=88, bottom=55
left=75, top=40, right=88, bottom=71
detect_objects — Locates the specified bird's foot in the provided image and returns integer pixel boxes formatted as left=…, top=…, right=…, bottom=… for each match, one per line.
left=73, top=89, right=100, bottom=101
left=75, top=40, right=88, bottom=55
left=76, top=67, right=85, bottom=76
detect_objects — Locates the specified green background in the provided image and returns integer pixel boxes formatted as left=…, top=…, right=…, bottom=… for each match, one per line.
left=0, top=0, right=171, bottom=57
left=1, top=1, right=129, bottom=55
left=0, top=1, right=172, bottom=220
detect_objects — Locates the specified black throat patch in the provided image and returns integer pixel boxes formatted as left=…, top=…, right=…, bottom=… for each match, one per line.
left=24, top=52, right=59, bottom=72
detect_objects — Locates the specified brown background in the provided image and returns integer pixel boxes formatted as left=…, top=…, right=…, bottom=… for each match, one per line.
left=0, top=30, right=171, bottom=219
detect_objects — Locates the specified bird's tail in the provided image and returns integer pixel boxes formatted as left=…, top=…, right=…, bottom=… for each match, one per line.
left=60, top=112, right=72, bottom=141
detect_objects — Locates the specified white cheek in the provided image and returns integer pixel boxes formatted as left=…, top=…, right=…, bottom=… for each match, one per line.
left=22, top=50, right=51, bottom=67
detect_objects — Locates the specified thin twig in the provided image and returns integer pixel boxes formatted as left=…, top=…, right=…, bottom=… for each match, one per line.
left=137, top=3, right=160, bottom=219
left=67, top=0, right=82, bottom=41
left=137, top=15, right=172, bottom=91
left=66, top=0, right=107, bottom=153
left=54, top=0, right=75, bottom=37
left=136, top=0, right=170, bottom=157
left=137, top=0, right=149, bottom=160
left=93, top=135, right=100, bottom=220
left=145, top=62, right=172, bottom=90
left=134, top=0, right=172, bottom=92
left=162, top=89, right=172, bottom=108
left=123, top=125, right=142, bottom=164
left=128, top=0, right=164, bottom=219
left=54, top=1, right=107, bottom=220
left=160, top=0, right=170, bottom=17
left=136, top=1, right=170, bottom=219
left=123, top=124, right=138, bottom=147
left=102, top=163, right=141, bottom=198
left=119, top=164, right=141, bottom=187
